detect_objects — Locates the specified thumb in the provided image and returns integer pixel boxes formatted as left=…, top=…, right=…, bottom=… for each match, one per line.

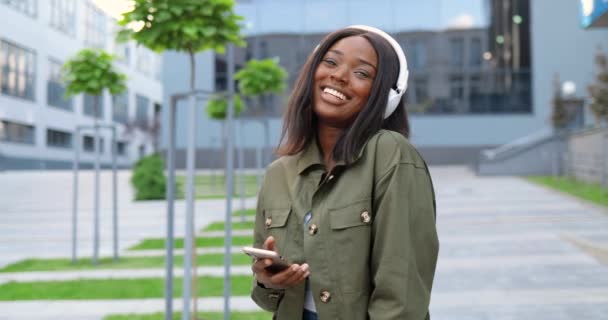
left=263, top=236, right=276, bottom=251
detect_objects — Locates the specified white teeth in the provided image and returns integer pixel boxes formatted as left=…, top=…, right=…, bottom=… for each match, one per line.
left=323, top=87, right=346, bottom=100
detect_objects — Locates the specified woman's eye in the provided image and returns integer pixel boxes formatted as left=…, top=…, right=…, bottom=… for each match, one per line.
left=323, top=58, right=337, bottom=66
left=355, top=71, right=370, bottom=78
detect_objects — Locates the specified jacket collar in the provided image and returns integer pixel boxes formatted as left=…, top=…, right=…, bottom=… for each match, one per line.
left=296, top=136, right=369, bottom=175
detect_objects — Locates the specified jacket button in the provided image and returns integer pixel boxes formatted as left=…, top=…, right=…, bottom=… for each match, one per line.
left=265, top=218, right=272, bottom=227
left=308, top=224, right=318, bottom=235
left=319, top=290, right=331, bottom=303
left=360, top=211, right=371, bottom=223
left=328, top=174, right=334, bottom=181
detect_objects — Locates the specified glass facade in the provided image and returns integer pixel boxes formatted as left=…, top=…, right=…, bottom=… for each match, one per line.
left=83, top=94, right=103, bottom=118
left=228, top=0, right=532, bottom=116
left=49, top=0, right=76, bottom=36
left=1, top=0, right=37, bottom=18
left=83, top=1, right=106, bottom=48
left=135, top=94, right=149, bottom=128
left=0, top=120, right=35, bottom=144
left=47, top=58, right=72, bottom=110
left=82, top=135, right=104, bottom=153
left=46, top=128, right=72, bottom=149
left=112, top=91, right=128, bottom=124
left=0, top=39, right=36, bottom=101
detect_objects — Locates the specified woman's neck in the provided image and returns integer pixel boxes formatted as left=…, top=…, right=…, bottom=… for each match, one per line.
left=316, top=123, right=343, bottom=171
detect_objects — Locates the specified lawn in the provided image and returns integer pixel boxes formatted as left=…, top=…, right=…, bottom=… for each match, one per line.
left=232, top=208, right=256, bottom=217
left=203, top=220, right=255, bottom=232
left=0, top=275, right=253, bottom=300
left=527, top=176, right=608, bottom=207
left=0, top=253, right=252, bottom=273
left=129, top=235, right=254, bottom=251
left=104, top=312, right=271, bottom=320
left=175, top=174, right=259, bottom=199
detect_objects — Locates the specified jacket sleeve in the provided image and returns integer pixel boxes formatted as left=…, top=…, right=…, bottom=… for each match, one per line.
left=368, top=161, right=439, bottom=320
left=250, top=180, right=285, bottom=311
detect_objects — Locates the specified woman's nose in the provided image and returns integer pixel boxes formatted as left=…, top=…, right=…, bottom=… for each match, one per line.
left=330, top=66, right=348, bottom=84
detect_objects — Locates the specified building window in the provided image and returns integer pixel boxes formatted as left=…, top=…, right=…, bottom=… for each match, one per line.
left=1, top=0, right=37, bottom=17
left=0, top=120, right=35, bottom=144
left=83, top=94, right=103, bottom=118
left=135, top=94, right=149, bottom=127
left=414, top=77, right=428, bottom=104
left=46, top=128, right=72, bottom=149
left=0, top=39, right=36, bottom=101
left=409, top=39, right=427, bottom=70
left=49, top=0, right=76, bottom=36
left=470, top=37, right=482, bottom=67
left=112, top=91, right=128, bottom=124
left=136, top=46, right=154, bottom=76
left=449, top=38, right=464, bottom=68
left=47, top=58, right=72, bottom=110
left=82, top=135, right=104, bottom=153
left=84, top=2, right=106, bottom=48
left=115, top=141, right=127, bottom=156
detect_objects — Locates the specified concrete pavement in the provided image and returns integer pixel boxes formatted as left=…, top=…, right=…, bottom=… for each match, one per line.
left=1, top=167, right=608, bottom=319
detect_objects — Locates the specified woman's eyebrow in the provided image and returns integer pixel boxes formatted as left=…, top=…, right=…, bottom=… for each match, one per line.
left=327, top=49, right=377, bottom=70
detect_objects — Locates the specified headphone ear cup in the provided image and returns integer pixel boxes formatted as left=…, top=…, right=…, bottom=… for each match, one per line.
left=384, top=89, right=401, bottom=119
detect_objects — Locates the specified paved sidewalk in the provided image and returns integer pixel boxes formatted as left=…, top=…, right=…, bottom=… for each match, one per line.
left=2, top=167, right=608, bottom=319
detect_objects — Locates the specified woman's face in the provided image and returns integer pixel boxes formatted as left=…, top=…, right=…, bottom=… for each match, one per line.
left=313, top=35, right=378, bottom=128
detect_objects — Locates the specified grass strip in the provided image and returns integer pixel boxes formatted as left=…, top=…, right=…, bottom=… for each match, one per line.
left=104, top=311, right=271, bottom=320
left=0, top=275, right=253, bottom=300
left=203, top=220, right=255, bottom=232
left=0, top=253, right=252, bottom=273
left=129, top=235, right=253, bottom=251
left=231, top=209, right=256, bottom=217
left=527, top=176, right=608, bottom=207
left=175, top=174, right=259, bottom=200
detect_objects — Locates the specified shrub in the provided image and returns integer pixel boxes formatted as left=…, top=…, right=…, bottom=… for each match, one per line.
left=131, top=153, right=166, bottom=200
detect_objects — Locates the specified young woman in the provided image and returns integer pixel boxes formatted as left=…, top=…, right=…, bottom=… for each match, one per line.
left=250, top=25, right=439, bottom=320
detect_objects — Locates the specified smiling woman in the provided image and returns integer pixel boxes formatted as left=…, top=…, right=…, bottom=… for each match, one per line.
left=249, top=26, right=439, bottom=320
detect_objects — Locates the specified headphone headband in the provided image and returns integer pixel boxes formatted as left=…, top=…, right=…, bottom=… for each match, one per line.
left=347, top=25, right=409, bottom=118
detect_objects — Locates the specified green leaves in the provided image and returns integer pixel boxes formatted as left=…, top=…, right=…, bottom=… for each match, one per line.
left=118, top=0, right=245, bottom=54
left=235, top=58, right=288, bottom=96
left=61, top=49, right=126, bottom=98
left=206, top=94, right=245, bottom=120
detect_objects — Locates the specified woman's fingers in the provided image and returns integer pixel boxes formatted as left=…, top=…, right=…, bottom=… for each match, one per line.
left=270, top=263, right=309, bottom=287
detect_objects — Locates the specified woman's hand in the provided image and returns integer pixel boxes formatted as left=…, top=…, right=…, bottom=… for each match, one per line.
left=252, top=236, right=310, bottom=290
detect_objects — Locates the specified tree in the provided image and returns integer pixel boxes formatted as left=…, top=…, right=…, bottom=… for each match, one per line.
left=118, top=0, right=245, bottom=93
left=118, top=2, right=244, bottom=319
left=235, top=58, right=288, bottom=166
left=588, top=49, right=608, bottom=126
left=207, top=94, right=245, bottom=119
left=62, top=48, right=127, bottom=265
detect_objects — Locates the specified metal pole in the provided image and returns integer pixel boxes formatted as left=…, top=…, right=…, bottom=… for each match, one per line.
left=256, top=142, right=262, bottom=189
left=238, top=119, right=246, bottom=222
left=93, top=122, right=100, bottom=265
left=223, top=43, right=236, bottom=320
left=165, top=98, right=177, bottom=320
left=72, top=130, right=80, bottom=263
left=182, top=92, right=197, bottom=320
left=112, top=127, right=118, bottom=261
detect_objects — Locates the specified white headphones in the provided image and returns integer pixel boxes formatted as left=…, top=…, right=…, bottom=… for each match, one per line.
left=346, top=25, right=409, bottom=119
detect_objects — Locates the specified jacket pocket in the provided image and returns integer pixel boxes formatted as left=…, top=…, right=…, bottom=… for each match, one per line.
left=329, top=198, right=372, bottom=230
left=264, top=207, right=292, bottom=257
left=328, top=199, right=372, bottom=293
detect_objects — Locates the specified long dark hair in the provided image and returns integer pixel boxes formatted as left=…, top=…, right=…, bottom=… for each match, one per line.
left=277, top=27, right=410, bottom=164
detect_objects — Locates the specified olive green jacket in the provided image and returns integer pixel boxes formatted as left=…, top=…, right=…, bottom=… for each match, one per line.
left=251, top=130, right=439, bottom=320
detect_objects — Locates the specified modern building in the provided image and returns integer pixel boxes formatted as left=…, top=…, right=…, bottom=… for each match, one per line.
left=0, top=0, right=163, bottom=170
left=161, top=0, right=608, bottom=167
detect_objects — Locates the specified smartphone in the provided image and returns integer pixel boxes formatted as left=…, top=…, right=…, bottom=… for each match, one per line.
left=242, top=246, right=290, bottom=273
